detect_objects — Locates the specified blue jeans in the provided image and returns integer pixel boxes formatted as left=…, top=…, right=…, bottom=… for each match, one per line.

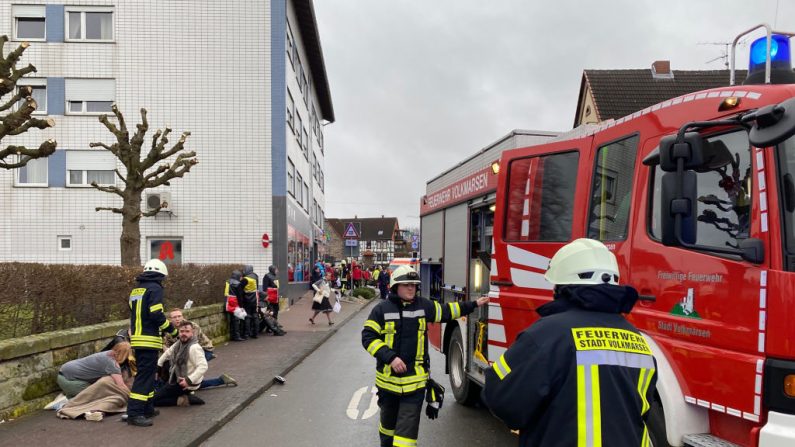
left=200, top=377, right=224, bottom=388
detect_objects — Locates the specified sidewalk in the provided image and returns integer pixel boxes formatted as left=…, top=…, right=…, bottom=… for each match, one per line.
left=0, top=293, right=373, bottom=447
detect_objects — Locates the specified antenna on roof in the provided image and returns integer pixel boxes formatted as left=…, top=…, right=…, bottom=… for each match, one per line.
left=699, top=41, right=747, bottom=69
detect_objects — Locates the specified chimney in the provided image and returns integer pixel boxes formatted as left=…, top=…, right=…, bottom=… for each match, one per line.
left=651, top=60, right=674, bottom=79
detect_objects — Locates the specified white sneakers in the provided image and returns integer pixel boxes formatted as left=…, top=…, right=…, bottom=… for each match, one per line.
left=44, top=393, right=68, bottom=411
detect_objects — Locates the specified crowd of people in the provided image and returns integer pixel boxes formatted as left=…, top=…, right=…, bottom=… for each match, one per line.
left=45, top=260, right=289, bottom=425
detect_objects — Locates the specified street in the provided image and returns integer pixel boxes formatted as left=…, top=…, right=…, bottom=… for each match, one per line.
left=203, top=301, right=516, bottom=447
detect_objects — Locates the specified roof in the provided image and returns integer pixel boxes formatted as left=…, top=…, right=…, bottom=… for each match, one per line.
left=577, top=69, right=748, bottom=126
left=293, top=0, right=335, bottom=123
left=325, top=217, right=399, bottom=241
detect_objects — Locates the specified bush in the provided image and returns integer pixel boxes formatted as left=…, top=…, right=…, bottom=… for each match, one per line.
left=0, top=262, right=240, bottom=340
left=352, top=287, right=376, bottom=300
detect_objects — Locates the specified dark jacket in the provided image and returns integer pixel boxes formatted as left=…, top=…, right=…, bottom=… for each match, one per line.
left=362, top=293, right=478, bottom=395
left=242, top=265, right=259, bottom=313
left=128, top=271, right=177, bottom=350
left=481, top=284, right=657, bottom=447
left=225, top=272, right=245, bottom=313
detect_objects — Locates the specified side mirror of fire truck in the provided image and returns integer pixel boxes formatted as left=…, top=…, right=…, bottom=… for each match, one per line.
left=746, top=96, right=795, bottom=148
left=654, top=132, right=765, bottom=263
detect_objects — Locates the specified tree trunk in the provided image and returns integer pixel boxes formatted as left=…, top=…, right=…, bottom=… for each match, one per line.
left=120, top=192, right=142, bottom=266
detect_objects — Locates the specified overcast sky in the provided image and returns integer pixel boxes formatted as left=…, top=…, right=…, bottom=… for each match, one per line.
left=314, top=0, right=794, bottom=229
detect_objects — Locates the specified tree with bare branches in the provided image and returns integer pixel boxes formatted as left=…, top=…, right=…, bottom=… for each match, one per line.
left=0, top=36, right=56, bottom=169
left=90, top=105, right=198, bottom=266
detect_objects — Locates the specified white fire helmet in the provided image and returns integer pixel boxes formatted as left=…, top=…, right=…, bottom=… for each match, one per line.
left=544, top=238, right=619, bottom=286
left=389, top=265, right=421, bottom=289
left=144, top=258, right=169, bottom=276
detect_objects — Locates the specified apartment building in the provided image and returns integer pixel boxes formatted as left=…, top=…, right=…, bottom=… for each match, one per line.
left=0, top=0, right=334, bottom=299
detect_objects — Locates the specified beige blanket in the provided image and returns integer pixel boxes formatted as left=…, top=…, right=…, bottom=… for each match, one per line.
left=56, top=376, right=128, bottom=419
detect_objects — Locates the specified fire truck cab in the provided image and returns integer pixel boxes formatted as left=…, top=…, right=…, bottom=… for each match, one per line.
left=424, top=25, right=795, bottom=447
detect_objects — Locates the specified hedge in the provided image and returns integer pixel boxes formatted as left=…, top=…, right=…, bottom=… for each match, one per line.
left=0, top=262, right=240, bottom=340
left=352, top=287, right=376, bottom=300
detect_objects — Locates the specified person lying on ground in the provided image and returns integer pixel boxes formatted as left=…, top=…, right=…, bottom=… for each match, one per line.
left=154, top=321, right=208, bottom=407
left=57, top=342, right=132, bottom=399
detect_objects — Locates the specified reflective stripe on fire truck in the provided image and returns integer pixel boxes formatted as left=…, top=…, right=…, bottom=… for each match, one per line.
left=507, top=245, right=554, bottom=290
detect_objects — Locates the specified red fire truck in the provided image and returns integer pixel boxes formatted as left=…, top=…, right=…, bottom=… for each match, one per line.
left=424, top=25, right=795, bottom=446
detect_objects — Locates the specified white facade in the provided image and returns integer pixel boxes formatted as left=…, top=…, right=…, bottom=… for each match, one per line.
left=0, top=0, right=332, bottom=285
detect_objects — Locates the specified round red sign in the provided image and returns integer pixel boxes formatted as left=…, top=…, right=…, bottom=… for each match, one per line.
left=262, top=233, right=270, bottom=248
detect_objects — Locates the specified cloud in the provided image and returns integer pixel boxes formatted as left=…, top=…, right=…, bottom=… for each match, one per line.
left=315, top=0, right=792, bottom=228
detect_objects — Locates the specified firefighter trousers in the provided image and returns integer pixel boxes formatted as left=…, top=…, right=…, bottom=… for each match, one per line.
left=378, top=389, right=424, bottom=447
left=127, top=348, right=158, bottom=418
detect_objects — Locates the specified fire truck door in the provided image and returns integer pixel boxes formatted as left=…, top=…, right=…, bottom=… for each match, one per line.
left=630, top=130, right=768, bottom=419
left=468, top=203, right=494, bottom=367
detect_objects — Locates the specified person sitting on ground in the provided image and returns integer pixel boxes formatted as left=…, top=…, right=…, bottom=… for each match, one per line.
left=154, top=321, right=208, bottom=407
left=162, top=308, right=237, bottom=388
left=258, top=306, right=286, bottom=336
left=57, top=342, right=132, bottom=399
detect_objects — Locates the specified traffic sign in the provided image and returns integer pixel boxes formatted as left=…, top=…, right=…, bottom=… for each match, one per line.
left=411, top=234, right=419, bottom=242
left=344, top=222, right=359, bottom=238
left=411, top=242, right=418, bottom=249
left=345, top=239, right=358, bottom=247
left=261, top=233, right=270, bottom=248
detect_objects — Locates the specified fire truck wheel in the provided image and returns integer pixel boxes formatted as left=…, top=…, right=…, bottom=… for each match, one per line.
left=647, top=396, right=672, bottom=447
left=447, top=328, right=481, bottom=406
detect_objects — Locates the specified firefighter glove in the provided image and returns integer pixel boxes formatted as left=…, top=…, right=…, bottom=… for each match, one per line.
left=425, top=378, right=445, bottom=420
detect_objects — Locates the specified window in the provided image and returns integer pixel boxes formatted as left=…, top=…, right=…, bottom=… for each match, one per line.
left=287, top=159, right=295, bottom=196
left=65, top=79, right=115, bottom=114
left=504, top=151, right=579, bottom=241
left=650, top=131, right=752, bottom=250
left=303, top=181, right=309, bottom=211
left=66, top=151, right=116, bottom=186
left=297, top=59, right=305, bottom=93
left=66, top=8, right=113, bottom=41
left=587, top=135, right=639, bottom=241
left=287, top=90, right=295, bottom=132
left=58, top=236, right=72, bottom=251
left=286, top=23, right=294, bottom=67
left=16, top=157, right=48, bottom=186
left=149, top=239, right=182, bottom=265
left=302, top=127, right=309, bottom=157
left=17, top=79, right=47, bottom=114
left=13, top=5, right=45, bottom=40
left=303, top=75, right=309, bottom=106
left=296, top=113, right=303, bottom=147
left=296, top=173, right=303, bottom=206
left=68, top=170, right=114, bottom=186
left=777, top=136, right=795, bottom=261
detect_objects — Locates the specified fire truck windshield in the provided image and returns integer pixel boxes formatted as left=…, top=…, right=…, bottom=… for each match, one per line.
left=776, top=136, right=795, bottom=260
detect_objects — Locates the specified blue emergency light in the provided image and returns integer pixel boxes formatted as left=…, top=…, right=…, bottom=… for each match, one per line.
left=745, top=34, right=795, bottom=85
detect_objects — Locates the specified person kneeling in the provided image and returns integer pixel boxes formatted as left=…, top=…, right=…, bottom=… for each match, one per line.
left=153, top=321, right=207, bottom=407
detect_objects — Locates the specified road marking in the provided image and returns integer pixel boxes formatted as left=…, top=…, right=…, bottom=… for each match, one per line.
left=347, top=386, right=379, bottom=420
left=362, top=387, right=379, bottom=419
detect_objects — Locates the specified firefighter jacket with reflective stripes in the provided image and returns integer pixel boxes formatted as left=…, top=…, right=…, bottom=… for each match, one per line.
left=242, top=268, right=259, bottom=313
left=482, top=284, right=657, bottom=447
left=362, top=293, right=478, bottom=396
left=128, top=271, right=177, bottom=350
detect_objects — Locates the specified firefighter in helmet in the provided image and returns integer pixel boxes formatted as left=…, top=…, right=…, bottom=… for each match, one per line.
left=126, top=259, right=178, bottom=427
left=481, top=238, right=657, bottom=446
left=362, top=265, right=488, bottom=447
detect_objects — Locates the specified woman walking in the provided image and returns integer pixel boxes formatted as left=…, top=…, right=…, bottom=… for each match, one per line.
left=309, top=278, right=334, bottom=325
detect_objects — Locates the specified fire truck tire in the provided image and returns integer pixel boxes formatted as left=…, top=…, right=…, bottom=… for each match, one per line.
left=648, top=396, right=672, bottom=447
left=447, top=328, right=481, bottom=406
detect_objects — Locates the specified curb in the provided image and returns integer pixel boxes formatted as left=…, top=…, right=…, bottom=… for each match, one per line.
left=186, top=298, right=376, bottom=447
